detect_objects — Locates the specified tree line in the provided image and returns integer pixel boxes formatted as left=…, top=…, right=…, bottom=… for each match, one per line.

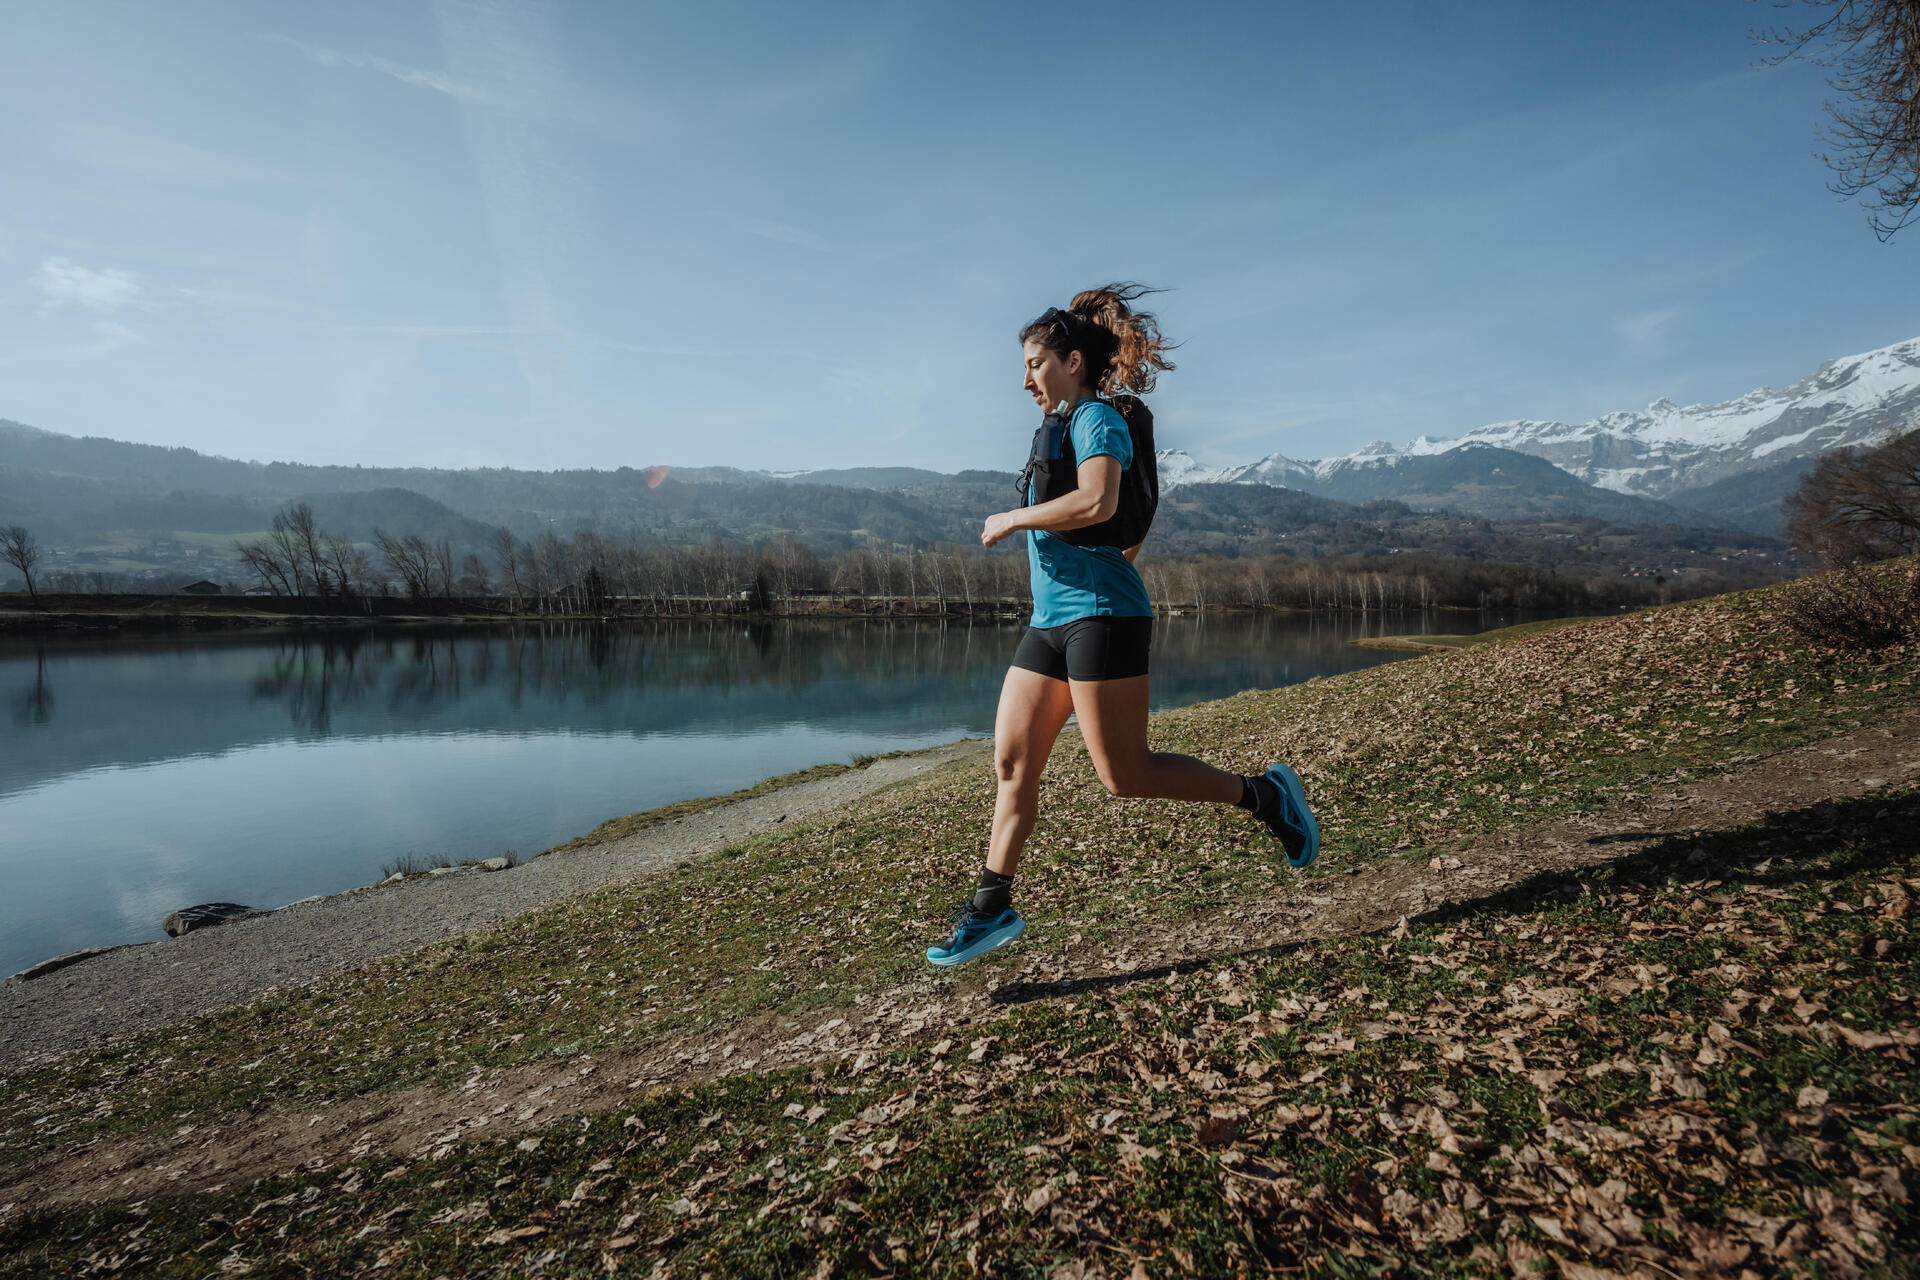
left=0, top=496, right=1784, bottom=616
left=208, top=503, right=1754, bottom=615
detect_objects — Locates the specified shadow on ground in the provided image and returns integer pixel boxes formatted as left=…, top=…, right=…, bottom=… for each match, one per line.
left=987, top=787, right=1919, bottom=1006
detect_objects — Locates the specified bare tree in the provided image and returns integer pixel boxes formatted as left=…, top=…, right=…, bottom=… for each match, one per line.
left=457, top=553, right=491, bottom=596
left=374, top=528, right=437, bottom=599
left=1244, top=559, right=1272, bottom=610
left=1785, top=426, right=1920, bottom=561
left=831, top=549, right=865, bottom=602
left=264, top=508, right=312, bottom=594
left=322, top=535, right=375, bottom=598
left=236, top=536, right=297, bottom=595
left=769, top=534, right=813, bottom=610
left=537, top=531, right=570, bottom=611
left=282, top=502, right=329, bottom=595
left=491, top=526, right=525, bottom=613
left=1758, top=0, right=1920, bottom=239
left=427, top=537, right=455, bottom=598
left=872, top=548, right=893, bottom=613
left=926, top=551, right=946, bottom=612
left=1, top=525, right=43, bottom=606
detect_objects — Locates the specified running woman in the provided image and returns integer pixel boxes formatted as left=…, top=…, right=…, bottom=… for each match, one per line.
left=926, top=283, right=1319, bottom=967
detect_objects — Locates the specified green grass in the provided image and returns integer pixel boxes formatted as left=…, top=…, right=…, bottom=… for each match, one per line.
left=1456, top=614, right=1615, bottom=646
left=1364, top=613, right=1613, bottom=651
left=2, top=569, right=1918, bottom=1275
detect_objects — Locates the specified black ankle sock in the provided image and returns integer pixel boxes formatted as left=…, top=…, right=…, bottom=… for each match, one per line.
left=972, top=869, right=1014, bottom=916
left=1235, top=776, right=1262, bottom=812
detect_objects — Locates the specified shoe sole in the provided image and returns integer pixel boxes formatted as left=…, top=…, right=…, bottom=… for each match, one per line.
left=925, top=916, right=1026, bottom=967
left=1266, top=763, right=1320, bottom=869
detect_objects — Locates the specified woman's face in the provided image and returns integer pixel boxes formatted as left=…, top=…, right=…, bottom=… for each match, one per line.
left=1022, top=339, right=1086, bottom=412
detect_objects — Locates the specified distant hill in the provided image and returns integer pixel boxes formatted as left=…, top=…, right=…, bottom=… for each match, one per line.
left=0, top=417, right=1800, bottom=592
left=1663, top=456, right=1820, bottom=537
left=1303, top=445, right=1692, bottom=524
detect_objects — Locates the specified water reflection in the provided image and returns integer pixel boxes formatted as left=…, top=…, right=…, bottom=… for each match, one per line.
left=238, top=615, right=1462, bottom=736
left=10, top=648, right=53, bottom=727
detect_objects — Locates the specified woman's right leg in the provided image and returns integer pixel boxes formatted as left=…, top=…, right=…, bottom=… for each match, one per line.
left=926, top=665, right=1074, bottom=966
left=985, top=665, right=1076, bottom=878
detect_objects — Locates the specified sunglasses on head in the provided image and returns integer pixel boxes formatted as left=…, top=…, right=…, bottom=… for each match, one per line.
left=1041, top=307, right=1078, bottom=342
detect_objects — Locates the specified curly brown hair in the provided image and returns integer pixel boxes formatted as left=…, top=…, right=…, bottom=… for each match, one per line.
left=1019, top=282, right=1176, bottom=397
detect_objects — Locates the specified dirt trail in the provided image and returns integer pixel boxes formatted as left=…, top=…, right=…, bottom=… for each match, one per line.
left=4, top=712, right=1916, bottom=1216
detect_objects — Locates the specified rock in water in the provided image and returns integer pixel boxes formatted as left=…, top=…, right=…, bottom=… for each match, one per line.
left=162, top=903, right=259, bottom=937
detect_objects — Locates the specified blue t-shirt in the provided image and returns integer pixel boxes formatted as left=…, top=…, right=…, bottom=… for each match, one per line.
left=1026, top=398, right=1154, bottom=628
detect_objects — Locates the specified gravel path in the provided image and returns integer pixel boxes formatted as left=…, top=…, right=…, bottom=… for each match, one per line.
left=0, top=740, right=990, bottom=1070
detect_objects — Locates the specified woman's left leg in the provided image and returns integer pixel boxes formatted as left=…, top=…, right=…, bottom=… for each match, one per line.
left=1069, top=675, right=1243, bottom=803
left=1072, top=670, right=1323, bottom=868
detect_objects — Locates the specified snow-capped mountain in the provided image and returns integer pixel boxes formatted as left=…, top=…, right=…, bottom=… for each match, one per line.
left=1160, top=335, right=1920, bottom=515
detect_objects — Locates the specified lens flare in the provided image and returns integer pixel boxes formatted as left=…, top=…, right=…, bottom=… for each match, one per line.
left=644, top=465, right=669, bottom=490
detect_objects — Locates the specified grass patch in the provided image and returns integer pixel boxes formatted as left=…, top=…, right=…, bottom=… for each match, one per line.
left=1457, top=614, right=1615, bottom=646
left=540, top=761, right=859, bottom=856
left=378, top=851, right=522, bottom=880
left=1363, top=613, right=1614, bottom=652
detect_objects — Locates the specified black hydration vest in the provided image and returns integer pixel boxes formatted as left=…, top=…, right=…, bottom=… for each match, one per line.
left=1015, top=395, right=1158, bottom=550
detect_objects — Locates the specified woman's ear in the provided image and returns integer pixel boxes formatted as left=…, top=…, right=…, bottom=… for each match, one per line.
left=1065, top=349, right=1084, bottom=378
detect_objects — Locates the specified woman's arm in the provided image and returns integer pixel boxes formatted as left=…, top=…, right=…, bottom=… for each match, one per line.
left=981, top=455, right=1120, bottom=548
left=1122, top=541, right=1142, bottom=564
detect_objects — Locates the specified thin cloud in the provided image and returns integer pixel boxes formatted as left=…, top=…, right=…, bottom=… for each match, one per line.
left=1615, top=307, right=1680, bottom=355
left=262, top=33, right=483, bottom=100
left=3, top=320, right=144, bottom=366
left=351, top=323, right=530, bottom=337
left=78, top=321, right=141, bottom=359
left=725, top=214, right=828, bottom=250
left=32, top=257, right=140, bottom=311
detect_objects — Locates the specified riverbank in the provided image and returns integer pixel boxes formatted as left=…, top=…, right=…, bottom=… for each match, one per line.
left=0, top=596, right=1031, bottom=636
left=0, top=740, right=989, bottom=1067
left=3, top=571, right=1916, bottom=1277
left=0, top=592, right=1549, bottom=638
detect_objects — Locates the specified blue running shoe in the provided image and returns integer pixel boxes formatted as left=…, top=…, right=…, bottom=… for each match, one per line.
left=1249, top=763, right=1320, bottom=869
left=926, top=902, right=1025, bottom=967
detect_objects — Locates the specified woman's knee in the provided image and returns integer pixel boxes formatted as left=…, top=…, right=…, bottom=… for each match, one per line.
left=1093, top=760, right=1149, bottom=798
left=995, top=746, right=1039, bottom=788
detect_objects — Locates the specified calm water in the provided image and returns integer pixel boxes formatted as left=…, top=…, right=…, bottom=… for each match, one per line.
left=0, top=614, right=1503, bottom=976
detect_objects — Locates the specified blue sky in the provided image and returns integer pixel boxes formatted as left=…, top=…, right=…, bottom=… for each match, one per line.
left=1, top=1, right=1913, bottom=474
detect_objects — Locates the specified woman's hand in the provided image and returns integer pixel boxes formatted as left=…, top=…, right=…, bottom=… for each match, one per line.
left=981, top=510, right=1025, bottom=548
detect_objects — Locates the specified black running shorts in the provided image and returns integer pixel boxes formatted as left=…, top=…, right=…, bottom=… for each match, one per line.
left=1010, top=615, right=1153, bottom=682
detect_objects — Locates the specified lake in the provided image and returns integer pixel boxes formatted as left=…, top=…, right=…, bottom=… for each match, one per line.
left=0, top=613, right=1507, bottom=977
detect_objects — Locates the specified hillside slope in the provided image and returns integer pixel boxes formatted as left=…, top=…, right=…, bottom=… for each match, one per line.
left=1, top=571, right=1916, bottom=1275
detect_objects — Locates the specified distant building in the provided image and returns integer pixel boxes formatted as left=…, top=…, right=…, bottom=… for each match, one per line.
left=180, top=580, right=224, bottom=595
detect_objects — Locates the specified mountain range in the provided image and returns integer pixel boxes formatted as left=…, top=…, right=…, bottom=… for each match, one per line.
left=1153, top=335, right=1920, bottom=534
